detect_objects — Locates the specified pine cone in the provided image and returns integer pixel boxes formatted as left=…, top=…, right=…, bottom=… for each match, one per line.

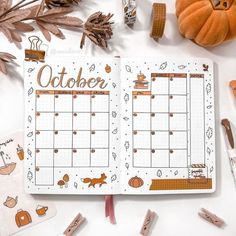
left=45, top=0, right=81, bottom=8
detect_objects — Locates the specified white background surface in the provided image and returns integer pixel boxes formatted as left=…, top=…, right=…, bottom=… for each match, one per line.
left=0, top=0, right=236, bottom=235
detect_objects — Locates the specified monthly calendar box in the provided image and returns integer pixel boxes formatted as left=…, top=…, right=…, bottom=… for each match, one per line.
left=151, top=150, right=169, bottom=167
left=73, top=94, right=91, bottom=112
left=91, top=149, right=108, bottom=167
left=73, top=131, right=90, bottom=148
left=169, top=95, right=187, bottom=113
left=133, top=131, right=150, bottom=149
left=151, top=95, right=169, bottom=112
left=170, top=131, right=187, bottom=149
left=36, top=131, right=53, bottom=148
left=151, top=113, right=169, bottom=130
left=73, top=149, right=90, bottom=167
left=54, top=149, right=72, bottom=167
left=133, top=95, right=150, bottom=112
left=91, top=131, right=108, bottom=148
left=54, top=131, right=72, bottom=148
left=91, top=95, right=109, bottom=112
left=36, top=149, right=54, bottom=167
left=170, top=114, right=187, bottom=130
left=170, top=150, right=187, bottom=167
left=133, top=149, right=151, bottom=167
left=36, top=167, right=54, bottom=186
left=36, top=94, right=54, bottom=112
left=151, top=131, right=169, bottom=149
left=55, top=94, right=72, bottom=112
left=73, top=113, right=91, bottom=130
left=36, top=112, right=54, bottom=130
left=133, top=113, right=151, bottom=130
left=170, top=78, right=187, bottom=95
left=91, top=113, right=109, bottom=130
left=55, top=113, right=73, bottom=130
left=151, top=77, right=169, bottom=94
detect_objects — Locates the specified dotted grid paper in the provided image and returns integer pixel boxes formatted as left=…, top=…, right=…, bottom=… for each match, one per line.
left=25, top=58, right=121, bottom=194
left=120, top=58, right=215, bottom=194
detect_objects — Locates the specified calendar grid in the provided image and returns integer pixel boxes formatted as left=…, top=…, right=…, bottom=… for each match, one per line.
left=35, top=90, right=110, bottom=186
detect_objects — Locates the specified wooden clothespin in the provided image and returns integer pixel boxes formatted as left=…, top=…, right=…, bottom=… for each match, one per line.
left=140, top=209, right=156, bottom=236
left=63, top=213, right=86, bottom=236
left=229, top=80, right=236, bottom=99
left=198, top=208, right=225, bottom=228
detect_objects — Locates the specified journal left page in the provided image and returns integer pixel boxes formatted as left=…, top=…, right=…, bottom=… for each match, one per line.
left=24, top=57, right=121, bottom=194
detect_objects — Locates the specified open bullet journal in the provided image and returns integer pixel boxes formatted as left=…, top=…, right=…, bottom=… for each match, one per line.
left=24, top=57, right=216, bottom=194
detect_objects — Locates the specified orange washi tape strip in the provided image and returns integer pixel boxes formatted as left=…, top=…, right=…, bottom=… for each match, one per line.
left=150, top=3, right=166, bottom=39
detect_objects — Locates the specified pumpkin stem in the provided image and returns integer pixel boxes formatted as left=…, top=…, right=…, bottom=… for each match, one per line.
left=211, top=0, right=233, bottom=10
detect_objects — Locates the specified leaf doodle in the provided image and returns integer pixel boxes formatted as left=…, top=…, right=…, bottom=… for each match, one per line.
left=112, top=128, right=118, bottom=134
left=112, top=111, right=117, bottom=118
left=206, top=83, right=211, bottom=95
left=74, top=182, right=78, bottom=189
left=124, top=93, right=129, bottom=103
left=89, top=64, right=95, bottom=72
left=123, top=117, right=129, bottom=121
left=178, top=65, right=186, bottom=70
left=124, top=141, right=130, bottom=151
left=28, top=115, right=32, bottom=123
left=27, top=132, right=33, bottom=137
left=207, top=147, right=211, bottom=156
left=112, top=152, right=117, bottom=161
left=112, top=83, right=116, bottom=88
left=125, top=65, right=132, bottom=73
left=157, top=169, right=162, bottom=177
left=27, top=148, right=32, bottom=157
left=207, top=105, right=212, bottom=109
left=210, top=166, right=214, bottom=173
left=125, top=162, right=129, bottom=170
left=27, top=170, right=33, bottom=181
left=111, top=174, right=117, bottom=182
left=159, top=62, right=167, bottom=70
left=28, top=87, right=34, bottom=96
left=174, top=170, right=178, bottom=176
left=27, top=68, right=35, bottom=73
left=206, top=127, right=213, bottom=139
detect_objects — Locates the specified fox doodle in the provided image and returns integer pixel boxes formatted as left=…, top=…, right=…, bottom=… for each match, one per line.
left=82, top=173, right=107, bottom=188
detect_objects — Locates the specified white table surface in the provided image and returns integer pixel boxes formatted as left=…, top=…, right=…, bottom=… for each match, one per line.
left=0, top=0, right=236, bottom=235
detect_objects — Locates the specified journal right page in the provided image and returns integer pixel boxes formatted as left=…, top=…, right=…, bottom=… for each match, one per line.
left=120, top=58, right=216, bottom=194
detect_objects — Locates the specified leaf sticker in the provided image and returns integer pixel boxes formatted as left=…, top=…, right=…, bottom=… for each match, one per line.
left=206, top=127, right=213, bottom=139
left=27, top=68, right=35, bottom=73
left=124, top=93, right=129, bottom=103
left=112, top=111, right=117, bottom=118
left=111, top=174, right=117, bottom=182
left=28, top=115, right=32, bottom=123
left=89, top=64, right=95, bottom=72
left=27, top=131, right=33, bottom=137
left=206, top=83, right=211, bottom=95
left=27, top=170, right=33, bottom=181
left=157, top=169, right=162, bottom=177
left=207, top=147, right=211, bottom=156
left=74, top=182, right=78, bottom=189
left=112, top=152, right=117, bottom=161
left=203, top=64, right=209, bottom=72
left=123, top=117, right=129, bottom=121
left=159, top=62, right=167, bottom=70
left=27, top=148, right=32, bottom=157
left=125, top=65, right=132, bottom=73
left=112, top=128, right=118, bottom=134
left=28, top=87, right=34, bottom=96
left=124, top=141, right=130, bottom=151
left=112, top=83, right=116, bottom=88
left=178, top=65, right=186, bottom=70
left=125, top=162, right=129, bottom=170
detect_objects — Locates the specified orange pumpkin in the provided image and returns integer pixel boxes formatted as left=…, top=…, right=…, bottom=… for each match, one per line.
left=176, top=0, right=236, bottom=47
left=128, top=176, right=144, bottom=188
